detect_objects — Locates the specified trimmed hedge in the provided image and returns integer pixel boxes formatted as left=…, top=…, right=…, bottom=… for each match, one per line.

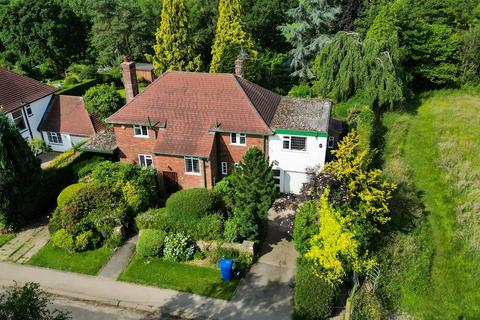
left=166, top=189, right=222, bottom=220
left=136, top=229, right=166, bottom=258
left=293, top=201, right=318, bottom=255
left=72, top=156, right=107, bottom=178
left=57, top=183, right=86, bottom=208
left=135, top=208, right=171, bottom=232
left=294, top=260, right=336, bottom=320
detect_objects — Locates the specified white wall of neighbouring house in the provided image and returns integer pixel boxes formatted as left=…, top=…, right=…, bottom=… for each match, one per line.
left=41, top=132, right=88, bottom=152
left=268, top=133, right=328, bottom=194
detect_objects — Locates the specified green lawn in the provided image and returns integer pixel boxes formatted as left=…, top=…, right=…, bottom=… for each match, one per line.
left=378, top=88, right=480, bottom=318
left=28, top=242, right=112, bottom=275
left=119, top=255, right=239, bottom=300
left=0, top=234, right=14, bottom=247
left=117, top=82, right=147, bottom=98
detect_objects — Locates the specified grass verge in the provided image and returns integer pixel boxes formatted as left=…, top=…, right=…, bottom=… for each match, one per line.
left=28, top=242, right=112, bottom=275
left=0, top=234, right=14, bottom=247
left=119, top=255, right=239, bottom=300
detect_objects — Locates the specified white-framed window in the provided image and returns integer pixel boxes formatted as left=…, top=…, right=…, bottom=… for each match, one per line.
left=47, top=132, right=63, bottom=144
left=25, top=105, right=33, bottom=117
left=12, top=109, right=27, bottom=131
left=138, top=154, right=153, bottom=168
left=221, top=162, right=228, bottom=175
left=282, top=136, right=307, bottom=151
left=185, top=156, right=200, bottom=175
left=230, top=133, right=246, bottom=146
left=328, top=136, right=335, bottom=149
left=134, top=125, right=149, bottom=137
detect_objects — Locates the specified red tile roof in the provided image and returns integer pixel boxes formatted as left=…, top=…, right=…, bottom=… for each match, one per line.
left=107, top=71, right=282, bottom=157
left=0, top=67, right=57, bottom=113
left=38, top=95, right=96, bottom=137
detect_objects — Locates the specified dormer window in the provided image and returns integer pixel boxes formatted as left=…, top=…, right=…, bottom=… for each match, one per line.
left=230, top=133, right=246, bottom=146
left=134, top=125, right=148, bottom=137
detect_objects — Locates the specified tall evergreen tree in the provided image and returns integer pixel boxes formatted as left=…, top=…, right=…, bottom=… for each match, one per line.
left=146, top=0, right=200, bottom=75
left=0, top=111, right=42, bottom=229
left=279, top=0, right=341, bottom=79
left=210, top=0, right=256, bottom=74
left=232, top=147, right=277, bottom=242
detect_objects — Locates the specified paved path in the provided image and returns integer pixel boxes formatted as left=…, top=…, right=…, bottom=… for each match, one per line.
left=98, top=235, right=138, bottom=279
left=0, top=225, right=49, bottom=263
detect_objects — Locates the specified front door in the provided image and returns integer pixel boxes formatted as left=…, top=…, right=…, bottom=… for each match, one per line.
left=163, top=171, right=179, bottom=194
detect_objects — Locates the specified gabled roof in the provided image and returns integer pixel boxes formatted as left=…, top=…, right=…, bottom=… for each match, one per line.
left=107, top=71, right=282, bottom=157
left=38, top=95, right=96, bottom=137
left=0, top=67, right=57, bottom=113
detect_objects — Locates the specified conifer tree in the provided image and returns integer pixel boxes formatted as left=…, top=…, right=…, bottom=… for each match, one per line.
left=231, top=147, right=277, bottom=242
left=146, top=0, right=200, bottom=75
left=0, top=111, right=42, bottom=229
left=210, top=0, right=256, bottom=74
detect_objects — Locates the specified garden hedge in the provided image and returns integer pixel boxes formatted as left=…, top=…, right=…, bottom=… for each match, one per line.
left=166, top=188, right=222, bottom=220
left=293, top=201, right=318, bottom=255
left=57, top=183, right=86, bottom=208
left=136, top=229, right=166, bottom=258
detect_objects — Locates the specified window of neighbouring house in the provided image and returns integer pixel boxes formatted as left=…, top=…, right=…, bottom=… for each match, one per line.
left=230, top=133, right=246, bottom=145
left=47, top=132, right=63, bottom=144
left=185, top=156, right=200, bottom=174
left=221, top=162, right=228, bottom=175
left=134, top=125, right=148, bottom=137
left=25, top=105, right=33, bottom=117
left=282, top=136, right=307, bottom=151
left=138, top=154, right=153, bottom=168
left=328, top=136, right=335, bottom=149
left=12, top=109, right=26, bottom=131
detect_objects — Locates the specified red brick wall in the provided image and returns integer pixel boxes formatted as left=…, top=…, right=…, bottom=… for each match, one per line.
left=114, top=124, right=157, bottom=165
left=217, top=133, right=266, bottom=176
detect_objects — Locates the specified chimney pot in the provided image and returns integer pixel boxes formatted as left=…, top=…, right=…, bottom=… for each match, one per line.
left=121, top=58, right=139, bottom=103
left=235, top=59, right=245, bottom=78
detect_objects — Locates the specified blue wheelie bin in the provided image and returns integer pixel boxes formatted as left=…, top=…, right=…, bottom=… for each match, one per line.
left=219, top=258, right=234, bottom=281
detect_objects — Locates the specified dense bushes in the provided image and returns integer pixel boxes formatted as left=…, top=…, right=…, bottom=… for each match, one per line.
left=293, top=201, right=318, bottom=255
left=294, top=260, right=336, bottom=320
left=56, top=183, right=85, bottom=208
left=136, top=229, right=166, bottom=258
left=72, top=156, right=106, bottom=179
left=163, top=233, right=196, bottom=262
left=166, top=188, right=222, bottom=220
left=351, top=285, right=384, bottom=320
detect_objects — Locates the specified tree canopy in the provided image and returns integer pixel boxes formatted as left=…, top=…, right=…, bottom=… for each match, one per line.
left=83, top=83, right=124, bottom=120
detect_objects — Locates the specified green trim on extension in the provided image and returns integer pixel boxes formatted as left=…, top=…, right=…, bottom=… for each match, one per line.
left=78, top=148, right=115, bottom=155
left=208, top=129, right=272, bottom=137
left=274, top=129, right=328, bottom=137
left=202, top=159, right=207, bottom=189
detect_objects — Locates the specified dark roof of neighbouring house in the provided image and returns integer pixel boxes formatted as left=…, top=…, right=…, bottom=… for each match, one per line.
left=106, top=71, right=282, bottom=157
left=270, top=97, right=333, bottom=133
left=135, top=63, right=154, bottom=71
left=79, top=127, right=117, bottom=154
left=38, top=95, right=97, bottom=137
left=0, top=67, right=57, bottom=113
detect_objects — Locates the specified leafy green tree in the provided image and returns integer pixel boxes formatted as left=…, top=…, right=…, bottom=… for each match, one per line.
left=0, top=0, right=87, bottom=77
left=231, top=147, right=277, bottom=242
left=90, top=0, right=153, bottom=66
left=279, top=0, right=341, bottom=79
left=0, top=111, right=42, bottom=229
left=83, top=83, right=124, bottom=120
left=0, top=283, right=70, bottom=320
left=210, top=0, right=256, bottom=75
left=460, top=25, right=480, bottom=84
left=146, top=0, right=201, bottom=75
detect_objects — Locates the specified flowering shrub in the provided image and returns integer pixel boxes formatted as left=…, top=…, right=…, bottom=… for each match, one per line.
left=163, top=233, right=195, bottom=262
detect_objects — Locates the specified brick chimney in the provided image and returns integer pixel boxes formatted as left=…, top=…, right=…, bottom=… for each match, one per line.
left=235, top=58, right=245, bottom=78
left=121, top=55, right=139, bottom=103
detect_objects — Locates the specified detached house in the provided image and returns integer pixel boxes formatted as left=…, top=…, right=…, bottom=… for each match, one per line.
left=0, top=67, right=102, bottom=152
left=105, top=58, right=334, bottom=194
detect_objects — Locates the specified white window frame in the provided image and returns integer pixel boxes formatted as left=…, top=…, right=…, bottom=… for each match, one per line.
left=25, top=105, right=33, bottom=117
left=138, top=154, right=153, bottom=168
left=133, top=125, right=149, bottom=137
left=47, top=132, right=63, bottom=144
left=184, top=156, right=201, bottom=175
left=282, top=135, right=307, bottom=151
left=230, top=133, right=246, bottom=146
left=328, top=136, right=335, bottom=149
left=12, top=109, right=27, bottom=132
left=221, top=162, right=228, bottom=175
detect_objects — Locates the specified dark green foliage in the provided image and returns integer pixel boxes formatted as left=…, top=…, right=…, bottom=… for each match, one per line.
left=214, top=175, right=236, bottom=215
left=74, top=230, right=99, bottom=252
left=294, top=260, right=336, bottom=320
left=231, top=147, right=277, bottom=242
left=0, top=112, right=42, bottom=229
left=57, top=183, right=86, bottom=208
left=346, top=103, right=375, bottom=149
left=83, top=83, right=124, bottom=120
left=257, top=51, right=292, bottom=94
left=351, top=285, right=384, bottom=320
left=55, top=79, right=99, bottom=96
left=293, top=201, right=318, bottom=255
left=135, top=208, right=169, bottom=231
left=0, top=282, right=70, bottom=320
left=288, top=83, right=313, bottom=98
left=72, top=156, right=107, bottom=179
left=166, top=189, right=222, bottom=221
left=193, top=214, right=224, bottom=241
left=0, top=0, right=87, bottom=78
left=460, top=25, right=480, bottom=84
left=136, top=229, right=166, bottom=257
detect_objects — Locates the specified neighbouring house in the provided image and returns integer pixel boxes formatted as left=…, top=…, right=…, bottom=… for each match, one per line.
left=38, top=95, right=105, bottom=152
left=104, top=57, right=334, bottom=194
left=0, top=67, right=57, bottom=142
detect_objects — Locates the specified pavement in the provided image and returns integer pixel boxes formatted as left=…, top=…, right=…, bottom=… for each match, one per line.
left=0, top=225, right=49, bottom=263
left=98, top=235, right=138, bottom=279
left=0, top=206, right=297, bottom=320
